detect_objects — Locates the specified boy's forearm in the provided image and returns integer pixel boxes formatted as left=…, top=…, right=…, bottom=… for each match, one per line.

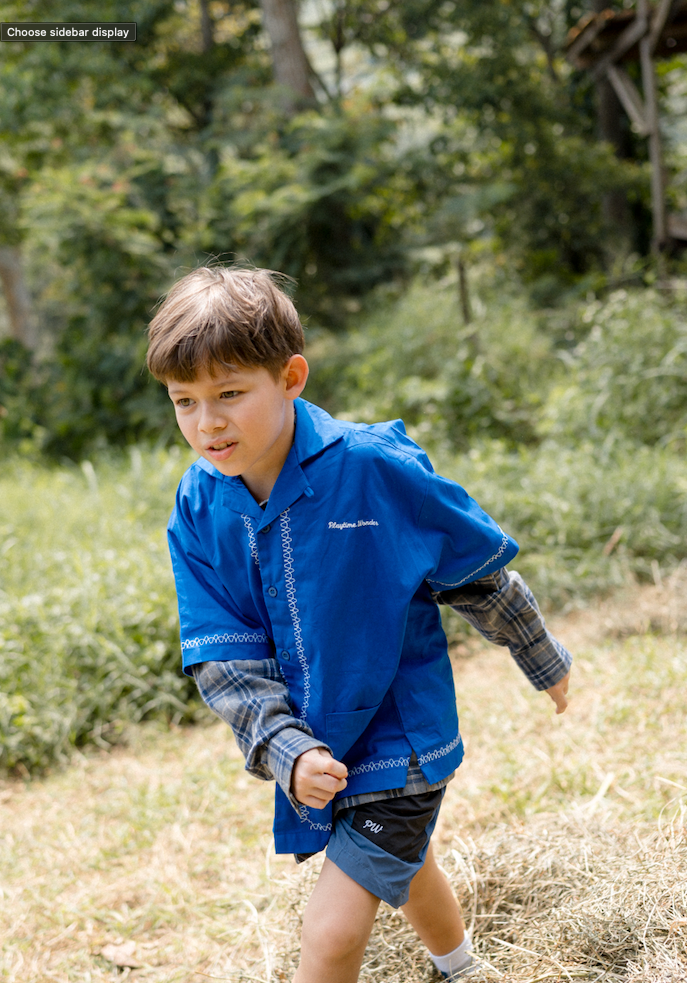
left=435, top=567, right=572, bottom=690
left=193, top=659, right=328, bottom=810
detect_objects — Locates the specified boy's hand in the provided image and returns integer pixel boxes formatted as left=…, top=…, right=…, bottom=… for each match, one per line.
left=292, top=747, right=348, bottom=809
left=546, top=671, right=571, bottom=714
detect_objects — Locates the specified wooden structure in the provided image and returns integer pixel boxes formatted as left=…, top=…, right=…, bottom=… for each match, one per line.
left=565, top=0, right=687, bottom=252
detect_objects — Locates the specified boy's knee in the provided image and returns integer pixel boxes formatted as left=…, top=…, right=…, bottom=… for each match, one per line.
left=300, top=908, right=367, bottom=963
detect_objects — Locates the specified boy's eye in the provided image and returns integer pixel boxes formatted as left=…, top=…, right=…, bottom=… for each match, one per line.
left=175, top=397, right=193, bottom=407
left=220, top=390, right=241, bottom=399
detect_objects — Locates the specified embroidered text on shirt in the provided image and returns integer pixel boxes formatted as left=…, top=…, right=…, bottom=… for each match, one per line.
left=328, top=519, right=379, bottom=529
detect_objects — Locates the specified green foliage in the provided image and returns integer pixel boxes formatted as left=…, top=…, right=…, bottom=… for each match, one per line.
left=0, top=449, right=198, bottom=775
left=305, top=275, right=555, bottom=448
left=2, top=0, right=683, bottom=460
left=541, top=288, right=687, bottom=448
left=306, top=278, right=687, bottom=609
left=438, top=437, right=687, bottom=607
left=307, top=278, right=687, bottom=455
left=20, top=162, right=174, bottom=456
left=198, top=103, right=413, bottom=324
left=0, top=0, right=266, bottom=458
left=0, top=339, right=38, bottom=446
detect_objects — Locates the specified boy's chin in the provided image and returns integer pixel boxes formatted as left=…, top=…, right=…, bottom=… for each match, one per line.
left=205, top=457, right=240, bottom=476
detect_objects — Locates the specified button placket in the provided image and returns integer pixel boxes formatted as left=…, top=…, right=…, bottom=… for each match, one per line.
left=258, top=518, right=298, bottom=696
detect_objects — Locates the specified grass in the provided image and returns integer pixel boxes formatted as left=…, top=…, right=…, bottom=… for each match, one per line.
left=0, top=448, right=200, bottom=773
left=1, top=576, right=686, bottom=982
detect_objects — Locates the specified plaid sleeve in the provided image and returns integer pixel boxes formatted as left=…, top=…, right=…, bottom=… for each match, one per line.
left=435, top=568, right=572, bottom=690
left=192, top=660, right=329, bottom=813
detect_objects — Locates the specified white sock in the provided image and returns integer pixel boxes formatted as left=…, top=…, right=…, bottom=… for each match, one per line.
left=430, top=933, right=474, bottom=978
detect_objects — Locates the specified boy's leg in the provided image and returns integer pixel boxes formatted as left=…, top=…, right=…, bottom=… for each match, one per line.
left=401, top=842, right=465, bottom=954
left=293, top=858, right=380, bottom=983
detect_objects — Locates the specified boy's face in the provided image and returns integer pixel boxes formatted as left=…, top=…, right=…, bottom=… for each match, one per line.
left=167, top=357, right=308, bottom=499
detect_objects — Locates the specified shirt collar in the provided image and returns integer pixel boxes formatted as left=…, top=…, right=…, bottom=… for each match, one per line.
left=291, top=397, right=347, bottom=464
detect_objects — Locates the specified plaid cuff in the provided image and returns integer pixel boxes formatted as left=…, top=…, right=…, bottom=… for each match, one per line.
left=192, top=659, right=318, bottom=782
left=436, top=568, right=572, bottom=691
left=266, top=727, right=332, bottom=814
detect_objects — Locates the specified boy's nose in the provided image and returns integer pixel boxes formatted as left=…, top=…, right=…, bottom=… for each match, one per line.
left=198, top=406, right=225, bottom=433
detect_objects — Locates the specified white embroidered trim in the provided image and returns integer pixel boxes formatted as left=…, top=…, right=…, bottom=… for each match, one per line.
left=299, top=805, right=332, bottom=832
left=280, top=509, right=311, bottom=722
left=417, top=734, right=462, bottom=766
left=181, top=631, right=268, bottom=651
left=242, top=514, right=260, bottom=567
left=429, top=527, right=510, bottom=589
left=347, top=755, right=411, bottom=777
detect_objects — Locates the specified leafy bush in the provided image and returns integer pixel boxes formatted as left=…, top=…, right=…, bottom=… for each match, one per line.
left=436, top=438, right=687, bottom=608
left=19, top=163, right=175, bottom=459
left=540, top=289, right=687, bottom=449
left=0, top=448, right=199, bottom=774
left=305, top=277, right=555, bottom=449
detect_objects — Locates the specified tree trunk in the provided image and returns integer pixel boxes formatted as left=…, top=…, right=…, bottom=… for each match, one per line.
left=0, top=245, right=36, bottom=350
left=200, top=0, right=213, bottom=54
left=259, top=0, right=316, bottom=111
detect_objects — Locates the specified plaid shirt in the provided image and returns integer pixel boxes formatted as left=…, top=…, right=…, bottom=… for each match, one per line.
left=193, top=566, right=572, bottom=816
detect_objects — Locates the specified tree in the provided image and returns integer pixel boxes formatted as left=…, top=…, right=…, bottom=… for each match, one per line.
left=258, top=0, right=316, bottom=109
left=0, top=247, right=35, bottom=350
left=315, top=0, right=646, bottom=293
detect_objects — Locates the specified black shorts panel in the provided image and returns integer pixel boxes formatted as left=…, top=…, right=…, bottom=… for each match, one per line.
left=343, top=789, right=444, bottom=863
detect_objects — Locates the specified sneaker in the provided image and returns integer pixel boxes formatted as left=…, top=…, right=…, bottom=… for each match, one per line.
left=440, top=955, right=478, bottom=979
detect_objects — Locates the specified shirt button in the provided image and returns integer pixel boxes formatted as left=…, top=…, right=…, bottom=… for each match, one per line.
left=281, top=650, right=291, bottom=661
left=267, top=586, right=278, bottom=597
left=261, top=524, right=271, bottom=533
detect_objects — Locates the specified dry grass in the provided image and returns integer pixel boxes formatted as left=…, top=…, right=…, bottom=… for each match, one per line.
left=271, top=812, right=687, bottom=983
left=1, top=578, right=686, bottom=982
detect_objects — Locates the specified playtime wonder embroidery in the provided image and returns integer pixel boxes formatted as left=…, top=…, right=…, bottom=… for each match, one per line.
left=328, top=519, right=380, bottom=530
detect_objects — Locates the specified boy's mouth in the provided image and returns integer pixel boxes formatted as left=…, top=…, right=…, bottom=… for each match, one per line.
left=205, top=441, right=236, bottom=460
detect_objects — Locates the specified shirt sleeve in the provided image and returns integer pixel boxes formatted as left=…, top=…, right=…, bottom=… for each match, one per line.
left=168, top=500, right=274, bottom=674
left=434, top=567, right=572, bottom=690
left=192, top=660, right=330, bottom=813
left=415, top=470, right=520, bottom=591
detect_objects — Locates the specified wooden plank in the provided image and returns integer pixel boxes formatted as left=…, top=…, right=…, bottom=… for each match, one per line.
left=565, top=11, right=613, bottom=65
left=606, top=64, right=649, bottom=134
left=566, top=1, right=687, bottom=66
left=592, top=12, right=649, bottom=78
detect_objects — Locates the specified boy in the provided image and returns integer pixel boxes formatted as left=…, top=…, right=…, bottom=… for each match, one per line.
left=147, top=266, right=572, bottom=983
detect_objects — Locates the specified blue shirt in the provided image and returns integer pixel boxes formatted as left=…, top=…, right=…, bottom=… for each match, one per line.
left=168, top=398, right=519, bottom=853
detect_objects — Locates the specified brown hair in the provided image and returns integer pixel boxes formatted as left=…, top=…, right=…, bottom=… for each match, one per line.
left=146, top=266, right=305, bottom=382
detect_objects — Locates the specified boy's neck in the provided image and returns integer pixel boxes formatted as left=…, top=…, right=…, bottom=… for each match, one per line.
left=239, top=403, right=297, bottom=505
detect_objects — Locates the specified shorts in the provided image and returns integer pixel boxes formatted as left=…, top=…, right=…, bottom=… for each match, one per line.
left=325, top=788, right=445, bottom=908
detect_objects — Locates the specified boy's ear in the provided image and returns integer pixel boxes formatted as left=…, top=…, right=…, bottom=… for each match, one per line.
left=282, top=354, right=309, bottom=400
